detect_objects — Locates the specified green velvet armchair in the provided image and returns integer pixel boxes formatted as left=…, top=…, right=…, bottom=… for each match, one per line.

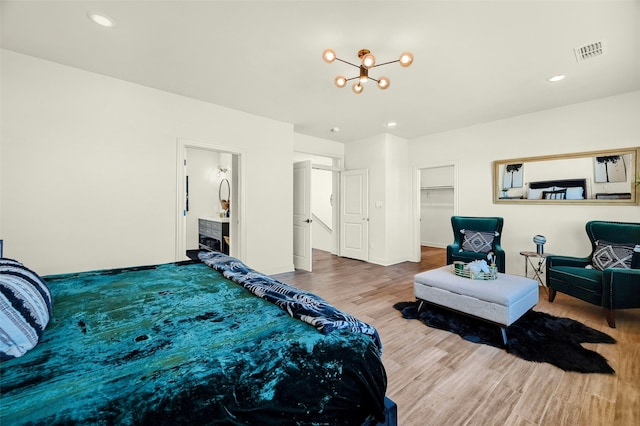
left=446, top=216, right=505, bottom=273
left=546, top=220, right=640, bottom=328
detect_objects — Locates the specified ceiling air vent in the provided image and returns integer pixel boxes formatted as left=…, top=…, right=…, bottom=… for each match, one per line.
left=574, top=41, right=604, bottom=62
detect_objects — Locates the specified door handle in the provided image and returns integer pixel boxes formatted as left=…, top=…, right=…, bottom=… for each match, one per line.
left=304, top=219, right=313, bottom=223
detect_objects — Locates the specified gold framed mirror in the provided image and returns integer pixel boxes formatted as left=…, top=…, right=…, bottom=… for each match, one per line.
left=493, top=147, right=640, bottom=205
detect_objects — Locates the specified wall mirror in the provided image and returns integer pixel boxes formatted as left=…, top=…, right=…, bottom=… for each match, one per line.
left=493, top=147, right=640, bottom=205
left=219, top=178, right=230, bottom=213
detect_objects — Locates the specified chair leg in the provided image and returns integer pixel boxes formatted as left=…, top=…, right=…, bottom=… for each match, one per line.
left=605, top=309, right=616, bottom=328
left=548, top=288, right=556, bottom=302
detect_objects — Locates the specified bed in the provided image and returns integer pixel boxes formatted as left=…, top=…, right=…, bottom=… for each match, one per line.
left=0, top=252, right=391, bottom=425
left=527, top=178, right=587, bottom=200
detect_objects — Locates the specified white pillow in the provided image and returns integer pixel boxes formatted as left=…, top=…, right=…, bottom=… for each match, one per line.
left=563, top=187, right=584, bottom=200
left=527, top=187, right=553, bottom=200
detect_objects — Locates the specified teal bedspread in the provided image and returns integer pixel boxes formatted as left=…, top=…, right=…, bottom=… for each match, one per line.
left=0, top=260, right=386, bottom=425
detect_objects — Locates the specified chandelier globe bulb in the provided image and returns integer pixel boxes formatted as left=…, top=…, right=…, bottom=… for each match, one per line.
left=352, top=82, right=364, bottom=94
left=334, top=76, right=347, bottom=88
left=361, top=53, right=376, bottom=69
left=399, top=52, right=414, bottom=67
left=322, top=48, right=337, bottom=63
left=377, top=77, right=390, bottom=90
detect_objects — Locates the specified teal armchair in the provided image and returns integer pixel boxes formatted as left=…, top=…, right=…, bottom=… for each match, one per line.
left=446, top=216, right=505, bottom=273
left=546, top=221, right=640, bottom=328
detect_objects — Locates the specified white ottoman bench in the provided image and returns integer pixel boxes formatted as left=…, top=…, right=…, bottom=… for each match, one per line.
left=414, top=266, right=539, bottom=344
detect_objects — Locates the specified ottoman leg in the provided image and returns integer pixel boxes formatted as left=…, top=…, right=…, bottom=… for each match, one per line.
left=500, top=327, right=508, bottom=346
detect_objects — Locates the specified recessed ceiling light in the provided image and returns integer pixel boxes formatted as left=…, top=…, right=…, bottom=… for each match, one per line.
left=88, top=12, right=117, bottom=28
left=548, top=74, right=566, bottom=83
left=386, top=121, right=397, bottom=128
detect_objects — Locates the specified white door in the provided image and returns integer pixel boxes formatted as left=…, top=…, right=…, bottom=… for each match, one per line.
left=293, top=161, right=312, bottom=271
left=340, top=169, right=369, bottom=261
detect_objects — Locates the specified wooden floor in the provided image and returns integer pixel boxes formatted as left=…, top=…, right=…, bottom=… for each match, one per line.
left=273, top=247, right=640, bottom=426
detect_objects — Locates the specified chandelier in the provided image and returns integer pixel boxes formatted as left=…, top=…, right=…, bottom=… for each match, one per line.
left=322, top=48, right=414, bottom=94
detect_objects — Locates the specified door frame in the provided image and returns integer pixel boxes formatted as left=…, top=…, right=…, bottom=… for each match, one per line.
left=176, top=138, right=246, bottom=262
left=292, top=152, right=343, bottom=264
left=310, top=162, right=342, bottom=256
left=411, top=161, right=459, bottom=262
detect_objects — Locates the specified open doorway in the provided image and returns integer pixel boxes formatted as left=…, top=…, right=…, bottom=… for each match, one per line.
left=292, top=152, right=342, bottom=270
left=176, top=139, right=243, bottom=262
left=412, top=163, right=458, bottom=261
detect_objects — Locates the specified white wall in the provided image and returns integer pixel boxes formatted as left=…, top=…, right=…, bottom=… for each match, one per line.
left=409, top=90, right=640, bottom=275
left=1, top=50, right=294, bottom=275
left=345, top=133, right=411, bottom=266
left=294, top=134, right=344, bottom=160
left=383, top=134, right=411, bottom=265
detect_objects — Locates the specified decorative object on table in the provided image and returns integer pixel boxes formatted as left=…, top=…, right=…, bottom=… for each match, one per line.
left=450, top=259, right=497, bottom=280
left=547, top=220, right=640, bottom=328
left=393, top=301, right=616, bottom=374
left=533, top=234, right=546, bottom=255
left=487, top=251, right=498, bottom=275
left=322, top=48, right=413, bottom=94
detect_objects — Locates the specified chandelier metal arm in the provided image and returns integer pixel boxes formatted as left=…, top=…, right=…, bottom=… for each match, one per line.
left=334, top=57, right=361, bottom=68
left=371, top=59, right=400, bottom=68
left=344, top=76, right=379, bottom=83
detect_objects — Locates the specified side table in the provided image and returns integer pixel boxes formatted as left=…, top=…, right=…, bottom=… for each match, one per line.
left=520, top=251, right=551, bottom=289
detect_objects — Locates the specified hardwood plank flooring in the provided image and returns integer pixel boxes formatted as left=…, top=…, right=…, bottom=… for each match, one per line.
left=273, top=248, right=640, bottom=426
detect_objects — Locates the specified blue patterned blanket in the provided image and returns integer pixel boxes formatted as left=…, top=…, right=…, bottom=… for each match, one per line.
left=1, top=259, right=387, bottom=425
left=199, top=251, right=382, bottom=354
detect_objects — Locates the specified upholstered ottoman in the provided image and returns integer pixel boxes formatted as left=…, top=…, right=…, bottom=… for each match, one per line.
left=414, top=266, right=539, bottom=344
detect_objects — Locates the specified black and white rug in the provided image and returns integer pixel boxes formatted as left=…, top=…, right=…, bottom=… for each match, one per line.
left=393, top=301, right=616, bottom=374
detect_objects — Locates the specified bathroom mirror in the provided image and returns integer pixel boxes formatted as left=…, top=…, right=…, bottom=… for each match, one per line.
left=493, top=147, right=639, bottom=205
left=219, top=178, right=230, bottom=205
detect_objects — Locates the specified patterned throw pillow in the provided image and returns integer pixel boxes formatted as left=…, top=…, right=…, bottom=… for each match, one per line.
left=460, top=230, right=497, bottom=253
left=0, top=258, right=52, bottom=361
left=542, top=189, right=567, bottom=200
left=592, top=241, right=635, bottom=271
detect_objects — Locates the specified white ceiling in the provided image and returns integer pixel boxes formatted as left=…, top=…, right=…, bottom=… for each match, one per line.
left=2, top=0, right=639, bottom=143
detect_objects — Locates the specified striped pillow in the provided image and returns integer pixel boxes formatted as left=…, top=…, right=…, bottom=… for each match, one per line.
left=0, top=258, right=52, bottom=361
